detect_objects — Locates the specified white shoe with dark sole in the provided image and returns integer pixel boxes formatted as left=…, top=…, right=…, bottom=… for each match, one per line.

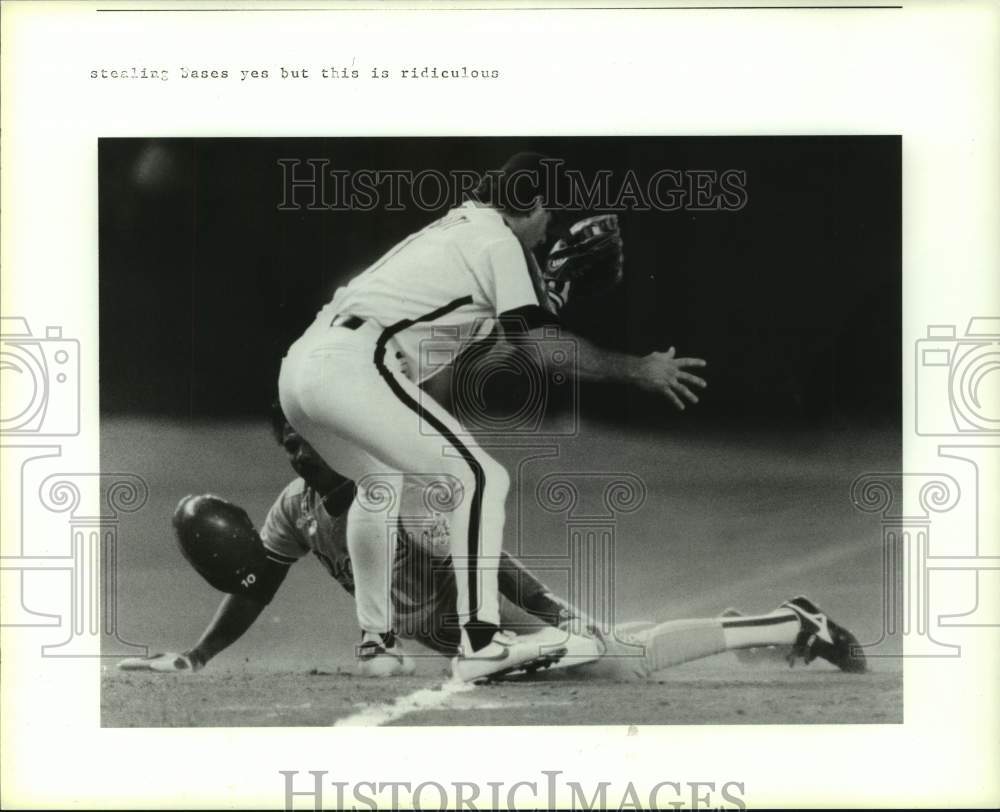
left=451, top=629, right=567, bottom=684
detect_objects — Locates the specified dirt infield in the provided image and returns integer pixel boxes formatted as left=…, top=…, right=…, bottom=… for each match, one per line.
left=102, top=417, right=902, bottom=727
left=102, top=658, right=901, bottom=727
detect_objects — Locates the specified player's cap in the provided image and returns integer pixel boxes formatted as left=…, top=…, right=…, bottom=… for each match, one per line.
left=471, top=151, right=571, bottom=215
left=497, top=151, right=553, bottom=178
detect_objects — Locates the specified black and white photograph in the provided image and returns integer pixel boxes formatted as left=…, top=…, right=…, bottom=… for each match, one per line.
left=100, top=136, right=902, bottom=726
left=3, top=1, right=998, bottom=808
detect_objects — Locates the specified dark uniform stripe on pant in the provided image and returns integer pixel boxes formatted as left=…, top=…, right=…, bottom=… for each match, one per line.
left=371, top=296, right=497, bottom=651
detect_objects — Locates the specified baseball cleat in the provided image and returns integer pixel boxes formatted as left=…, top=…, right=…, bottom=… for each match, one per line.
left=451, top=629, right=567, bottom=684
left=542, top=628, right=603, bottom=671
left=480, top=650, right=569, bottom=683
left=356, top=631, right=416, bottom=678
left=779, top=596, right=867, bottom=674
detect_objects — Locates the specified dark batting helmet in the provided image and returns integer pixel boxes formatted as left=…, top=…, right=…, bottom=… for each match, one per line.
left=172, top=494, right=264, bottom=594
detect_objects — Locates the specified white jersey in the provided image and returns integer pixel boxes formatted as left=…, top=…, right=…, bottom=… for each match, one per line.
left=315, top=202, right=545, bottom=383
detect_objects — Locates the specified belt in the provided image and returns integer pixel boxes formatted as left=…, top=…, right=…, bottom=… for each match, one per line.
left=330, top=314, right=366, bottom=330
left=328, top=313, right=404, bottom=363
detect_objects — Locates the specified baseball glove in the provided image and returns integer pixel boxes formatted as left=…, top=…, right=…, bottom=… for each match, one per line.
left=544, top=214, right=624, bottom=299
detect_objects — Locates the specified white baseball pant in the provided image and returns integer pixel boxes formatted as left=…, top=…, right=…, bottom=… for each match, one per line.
left=278, top=317, right=508, bottom=651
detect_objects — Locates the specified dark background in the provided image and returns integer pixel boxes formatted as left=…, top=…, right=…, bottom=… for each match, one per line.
left=99, top=136, right=901, bottom=429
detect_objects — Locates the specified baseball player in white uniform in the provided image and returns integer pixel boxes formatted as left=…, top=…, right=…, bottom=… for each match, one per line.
left=277, top=153, right=710, bottom=682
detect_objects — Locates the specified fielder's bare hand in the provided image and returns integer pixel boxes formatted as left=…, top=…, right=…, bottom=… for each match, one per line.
left=636, top=347, right=707, bottom=410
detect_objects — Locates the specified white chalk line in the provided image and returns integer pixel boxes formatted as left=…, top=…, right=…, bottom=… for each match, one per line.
left=333, top=678, right=476, bottom=727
